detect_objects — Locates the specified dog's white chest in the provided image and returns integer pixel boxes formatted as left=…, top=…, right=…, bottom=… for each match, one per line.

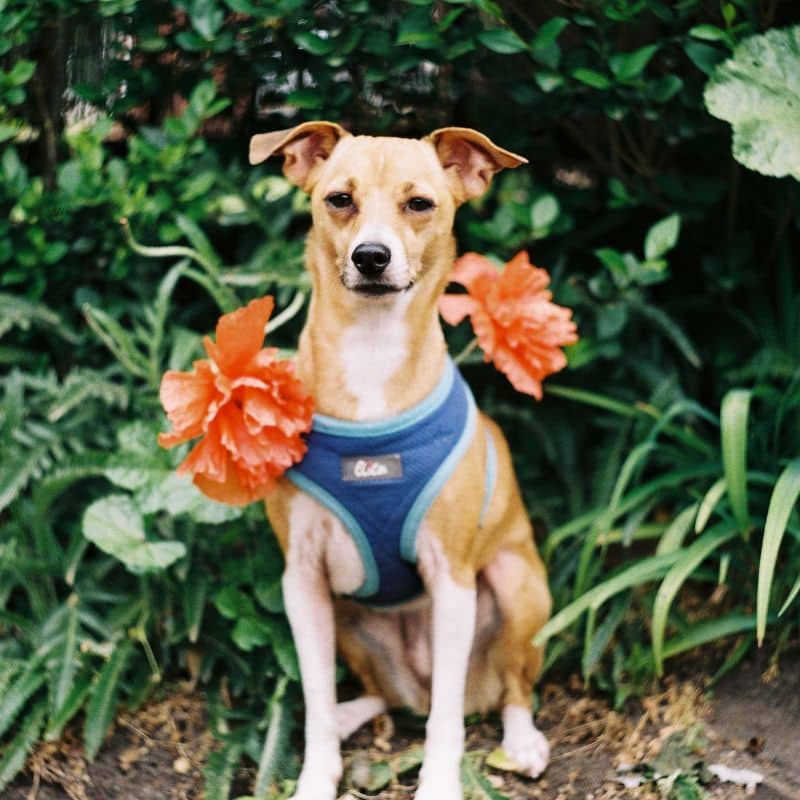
left=338, top=295, right=410, bottom=419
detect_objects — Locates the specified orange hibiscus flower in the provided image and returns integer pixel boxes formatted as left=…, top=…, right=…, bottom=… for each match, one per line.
left=439, top=251, right=578, bottom=399
left=158, top=296, right=314, bottom=505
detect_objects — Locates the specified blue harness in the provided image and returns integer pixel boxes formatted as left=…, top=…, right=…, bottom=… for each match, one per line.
left=286, top=359, right=497, bottom=607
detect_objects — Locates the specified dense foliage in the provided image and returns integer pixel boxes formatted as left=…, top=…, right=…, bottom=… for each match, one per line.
left=1, top=1, right=799, bottom=797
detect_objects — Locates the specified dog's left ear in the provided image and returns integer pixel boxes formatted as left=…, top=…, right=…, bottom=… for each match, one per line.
left=427, top=127, right=527, bottom=204
left=249, top=121, right=349, bottom=191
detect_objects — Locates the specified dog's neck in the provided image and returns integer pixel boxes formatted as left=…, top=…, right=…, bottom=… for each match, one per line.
left=296, top=274, right=447, bottom=422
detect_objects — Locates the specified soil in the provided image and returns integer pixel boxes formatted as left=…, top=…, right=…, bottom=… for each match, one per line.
left=6, top=655, right=799, bottom=800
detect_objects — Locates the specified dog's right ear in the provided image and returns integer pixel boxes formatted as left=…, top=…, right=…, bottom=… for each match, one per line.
left=249, top=121, right=349, bottom=191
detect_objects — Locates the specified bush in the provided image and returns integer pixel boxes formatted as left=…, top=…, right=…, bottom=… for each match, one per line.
left=1, top=1, right=798, bottom=795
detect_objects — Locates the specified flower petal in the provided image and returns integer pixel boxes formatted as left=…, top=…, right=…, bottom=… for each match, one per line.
left=206, top=296, right=274, bottom=376
left=158, top=361, right=218, bottom=445
left=177, top=424, right=229, bottom=483
left=449, top=252, right=500, bottom=290
left=193, top=469, right=269, bottom=506
left=438, top=295, right=476, bottom=326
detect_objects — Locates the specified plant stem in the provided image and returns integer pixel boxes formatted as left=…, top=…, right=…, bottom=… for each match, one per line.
left=454, top=337, right=479, bottom=364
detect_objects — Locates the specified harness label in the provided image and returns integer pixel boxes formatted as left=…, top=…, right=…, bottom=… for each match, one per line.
left=341, top=454, right=403, bottom=482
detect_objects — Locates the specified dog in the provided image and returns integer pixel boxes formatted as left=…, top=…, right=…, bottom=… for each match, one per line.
left=249, top=122, right=552, bottom=800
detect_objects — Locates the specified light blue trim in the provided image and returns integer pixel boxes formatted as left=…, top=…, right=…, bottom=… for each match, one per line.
left=479, top=428, right=497, bottom=528
left=399, top=386, right=478, bottom=562
left=311, top=358, right=455, bottom=438
left=285, top=470, right=380, bottom=599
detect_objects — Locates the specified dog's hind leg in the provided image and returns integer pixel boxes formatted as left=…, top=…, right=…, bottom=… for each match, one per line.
left=335, top=696, right=388, bottom=740
left=483, top=542, right=551, bottom=779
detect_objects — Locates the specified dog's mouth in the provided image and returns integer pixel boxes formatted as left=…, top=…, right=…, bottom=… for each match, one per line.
left=354, top=283, right=405, bottom=296
left=345, top=279, right=414, bottom=297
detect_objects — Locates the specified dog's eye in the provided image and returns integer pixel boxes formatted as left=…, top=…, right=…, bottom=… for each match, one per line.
left=326, top=192, right=354, bottom=209
left=406, top=197, right=435, bottom=213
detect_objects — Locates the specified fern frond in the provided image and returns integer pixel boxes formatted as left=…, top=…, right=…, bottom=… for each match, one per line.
left=0, top=293, right=79, bottom=344
left=47, top=368, right=129, bottom=422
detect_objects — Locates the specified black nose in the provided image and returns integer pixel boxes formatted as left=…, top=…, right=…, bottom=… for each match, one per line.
left=352, top=242, right=391, bottom=276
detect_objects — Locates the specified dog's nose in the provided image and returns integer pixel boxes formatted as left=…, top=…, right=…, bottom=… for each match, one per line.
left=352, top=242, right=391, bottom=276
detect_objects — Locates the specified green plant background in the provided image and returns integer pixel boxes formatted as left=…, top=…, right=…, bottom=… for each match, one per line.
left=1, top=1, right=798, bottom=797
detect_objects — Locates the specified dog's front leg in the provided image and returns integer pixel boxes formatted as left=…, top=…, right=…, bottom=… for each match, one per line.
left=415, top=533, right=477, bottom=800
left=283, top=544, right=341, bottom=800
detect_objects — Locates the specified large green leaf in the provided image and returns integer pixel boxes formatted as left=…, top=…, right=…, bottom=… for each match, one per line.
left=651, top=522, right=738, bottom=675
left=720, top=389, right=751, bottom=535
left=83, top=641, right=132, bottom=760
left=82, top=494, right=186, bottom=573
left=704, top=26, right=800, bottom=180
left=757, top=458, right=800, bottom=644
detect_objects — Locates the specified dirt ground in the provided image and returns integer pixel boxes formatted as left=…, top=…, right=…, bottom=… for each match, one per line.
left=6, top=654, right=798, bottom=800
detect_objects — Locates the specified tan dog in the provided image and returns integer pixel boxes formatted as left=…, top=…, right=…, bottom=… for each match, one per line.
left=250, top=122, right=551, bottom=800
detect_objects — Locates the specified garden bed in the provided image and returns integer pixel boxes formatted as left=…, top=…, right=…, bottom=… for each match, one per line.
left=9, top=655, right=798, bottom=800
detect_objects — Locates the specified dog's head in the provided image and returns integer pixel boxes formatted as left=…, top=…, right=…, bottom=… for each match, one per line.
left=249, top=122, right=526, bottom=301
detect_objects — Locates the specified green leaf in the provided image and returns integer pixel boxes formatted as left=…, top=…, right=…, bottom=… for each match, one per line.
left=477, top=28, right=527, bottom=54
left=461, top=755, right=511, bottom=799
left=215, top=587, right=257, bottom=620
left=44, top=674, right=92, bottom=742
left=82, top=494, right=186, bottom=573
left=83, top=641, right=132, bottom=761
left=51, top=600, right=79, bottom=717
left=685, top=41, right=726, bottom=77
left=779, top=573, right=800, bottom=617
left=0, top=699, right=46, bottom=792
left=8, top=59, right=36, bottom=86
left=720, top=389, right=752, bottom=534
left=530, top=194, right=559, bottom=230
left=662, top=614, right=756, bottom=661
left=704, top=26, right=800, bottom=180
left=204, top=740, right=243, bottom=800
left=292, top=31, right=334, bottom=56
left=690, top=24, right=729, bottom=43
left=628, top=300, right=702, bottom=368
left=644, top=213, right=681, bottom=259
left=757, top=458, right=800, bottom=644
left=572, top=68, right=611, bottom=89
left=695, top=478, right=728, bottom=533
left=396, top=9, right=439, bottom=48
left=651, top=74, right=684, bottom=103
left=232, top=616, right=272, bottom=651
left=254, top=678, right=290, bottom=799
left=534, top=551, right=681, bottom=645
left=532, top=17, right=569, bottom=49
left=582, top=597, right=629, bottom=678
left=609, top=44, right=659, bottom=82
left=651, top=522, right=738, bottom=675
left=0, top=659, right=46, bottom=739
left=184, top=574, right=209, bottom=644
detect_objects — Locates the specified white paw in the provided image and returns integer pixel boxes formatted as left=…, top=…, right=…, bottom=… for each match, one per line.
left=414, top=768, right=463, bottom=800
left=501, top=711, right=550, bottom=779
left=289, top=775, right=338, bottom=800
left=290, top=754, right=341, bottom=800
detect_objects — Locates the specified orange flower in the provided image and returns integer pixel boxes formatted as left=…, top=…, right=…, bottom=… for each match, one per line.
left=439, top=251, right=578, bottom=399
left=158, top=297, right=314, bottom=505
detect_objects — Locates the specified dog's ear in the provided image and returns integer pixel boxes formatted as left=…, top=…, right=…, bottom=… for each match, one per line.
left=427, top=127, right=527, bottom=204
left=249, top=121, right=349, bottom=191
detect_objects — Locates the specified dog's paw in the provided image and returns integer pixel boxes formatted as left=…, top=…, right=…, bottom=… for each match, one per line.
left=289, top=775, right=338, bottom=800
left=289, top=753, right=341, bottom=800
left=501, top=707, right=550, bottom=779
left=414, top=770, right=463, bottom=800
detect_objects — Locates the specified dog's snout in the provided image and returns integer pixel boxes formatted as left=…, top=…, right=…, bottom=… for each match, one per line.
left=352, top=242, right=391, bottom=276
